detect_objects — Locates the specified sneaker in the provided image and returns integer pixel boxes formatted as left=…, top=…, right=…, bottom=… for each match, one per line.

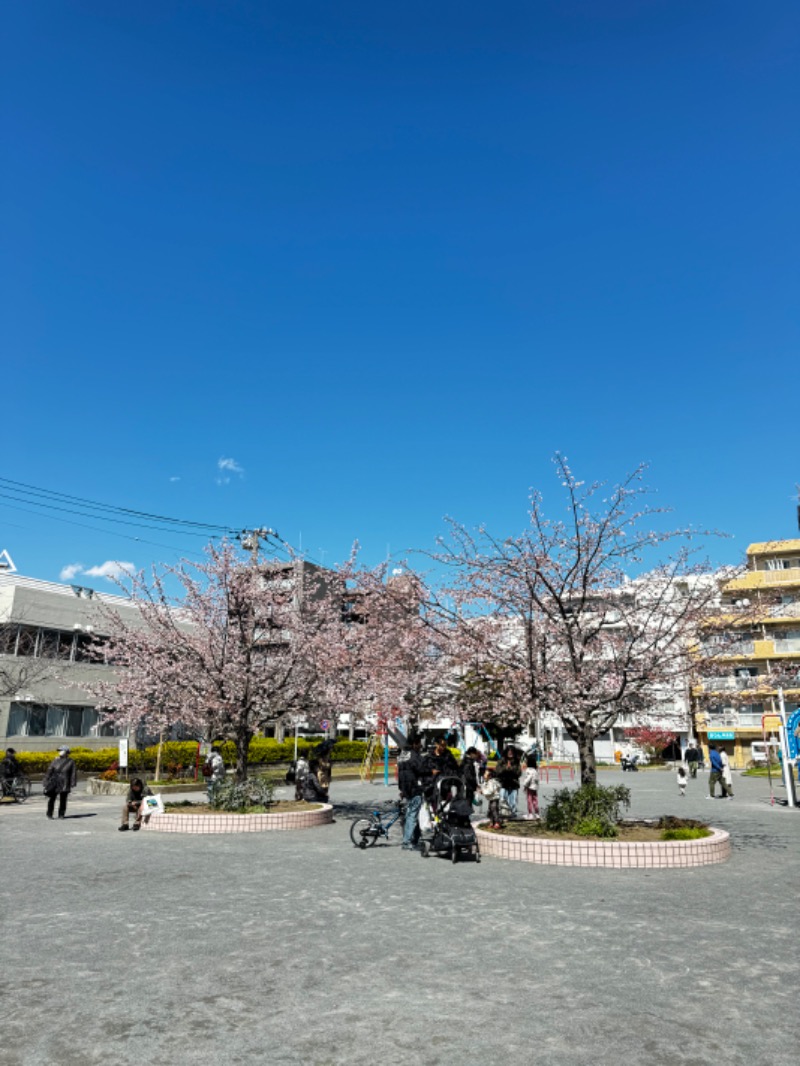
left=118, top=825, right=130, bottom=832
left=132, top=823, right=141, bottom=830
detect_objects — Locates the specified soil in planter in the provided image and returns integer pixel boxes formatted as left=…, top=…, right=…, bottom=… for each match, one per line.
left=163, top=800, right=322, bottom=815
left=481, top=817, right=710, bottom=842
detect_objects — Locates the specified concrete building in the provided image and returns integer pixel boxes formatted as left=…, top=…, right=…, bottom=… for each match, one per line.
left=0, top=571, right=136, bottom=751
left=695, top=539, right=800, bottom=768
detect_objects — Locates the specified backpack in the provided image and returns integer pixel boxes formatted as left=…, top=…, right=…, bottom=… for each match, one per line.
left=202, top=759, right=213, bottom=778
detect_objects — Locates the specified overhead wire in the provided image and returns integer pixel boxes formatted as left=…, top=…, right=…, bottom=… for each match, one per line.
left=0, top=476, right=237, bottom=533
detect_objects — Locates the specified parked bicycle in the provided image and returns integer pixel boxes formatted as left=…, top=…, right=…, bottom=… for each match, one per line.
left=349, top=799, right=407, bottom=848
left=0, top=775, right=31, bottom=803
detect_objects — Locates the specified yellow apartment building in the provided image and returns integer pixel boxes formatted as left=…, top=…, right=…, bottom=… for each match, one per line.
left=695, top=539, right=800, bottom=768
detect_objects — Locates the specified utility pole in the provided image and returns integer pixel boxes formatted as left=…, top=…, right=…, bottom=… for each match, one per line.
left=238, top=528, right=278, bottom=565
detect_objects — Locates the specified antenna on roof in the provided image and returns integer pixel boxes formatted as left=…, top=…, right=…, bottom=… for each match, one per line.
left=0, top=549, right=17, bottom=573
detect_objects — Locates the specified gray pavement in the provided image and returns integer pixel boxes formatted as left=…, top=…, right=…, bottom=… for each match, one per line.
left=1, top=769, right=798, bottom=1066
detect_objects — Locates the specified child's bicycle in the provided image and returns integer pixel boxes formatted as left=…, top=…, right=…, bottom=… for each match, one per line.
left=349, top=799, right=407, bottom=848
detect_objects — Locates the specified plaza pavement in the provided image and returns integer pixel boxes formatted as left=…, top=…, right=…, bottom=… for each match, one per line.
left=0, top=769, right=798, bottom=1066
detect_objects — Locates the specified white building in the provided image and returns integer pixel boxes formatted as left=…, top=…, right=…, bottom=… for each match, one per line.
left=0, top=571, right=137, bottom=751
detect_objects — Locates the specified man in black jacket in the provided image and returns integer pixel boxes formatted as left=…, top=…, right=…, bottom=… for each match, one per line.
left=42, top=746, right=78, bottom=820
left=397, top=734, right=425, bottom=851
left=459, top=747, right=482, bottom=805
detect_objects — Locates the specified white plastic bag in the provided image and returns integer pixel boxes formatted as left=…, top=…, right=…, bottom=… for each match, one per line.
left=142, top=793, right=164, bottom=816
left=418, top=803, right=432, bottom=832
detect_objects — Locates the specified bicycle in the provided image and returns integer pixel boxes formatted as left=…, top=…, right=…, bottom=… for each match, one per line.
left=349, top=800, right=407, bottom=849
left=0, top=775, right=31, bottom=804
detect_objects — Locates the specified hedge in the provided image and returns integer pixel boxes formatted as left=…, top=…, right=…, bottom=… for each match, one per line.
left=1, top=737, right=384, bottom=774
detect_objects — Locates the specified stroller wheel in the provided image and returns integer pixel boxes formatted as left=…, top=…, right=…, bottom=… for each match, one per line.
left=451, top=847, right=458, bottom=864
left=419, top=842, right=430, bottom=858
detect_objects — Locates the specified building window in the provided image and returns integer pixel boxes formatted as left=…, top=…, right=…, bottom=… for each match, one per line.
left=7, top=702, right=122, bottom=738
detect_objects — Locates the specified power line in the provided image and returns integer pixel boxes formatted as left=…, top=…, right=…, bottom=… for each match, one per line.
left=0, top=499, right=208, bottom=557
left=0, top=476, right=237, bottom=533
left=0, top=488, right=222, bottom=538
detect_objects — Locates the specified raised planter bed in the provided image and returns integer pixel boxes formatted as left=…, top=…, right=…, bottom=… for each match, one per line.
left=142, top=803, right=334, bottom=834
left=475, top=820, right=731, bottom=868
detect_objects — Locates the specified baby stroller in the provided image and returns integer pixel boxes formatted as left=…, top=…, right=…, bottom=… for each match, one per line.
left=420, top=776, right=480, bottom=864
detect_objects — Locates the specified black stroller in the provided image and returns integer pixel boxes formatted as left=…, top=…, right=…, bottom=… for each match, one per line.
left=420, top=775, right=481, bottom=863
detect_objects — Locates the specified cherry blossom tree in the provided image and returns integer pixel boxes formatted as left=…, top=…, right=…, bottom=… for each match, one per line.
left=88, top=541, right=335, bottom=782
left=429, top=456, right=731, bottom=784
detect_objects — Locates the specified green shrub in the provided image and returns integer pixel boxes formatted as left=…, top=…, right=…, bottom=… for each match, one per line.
left=544, top=783, right=631, bottom=837
left=2, top=737, right=377, bottom=776
left=574, top=816, right=618, bottom=839
left=660, top=827, right=711, bottom=841
left=208, top=775, right=275, bottom=812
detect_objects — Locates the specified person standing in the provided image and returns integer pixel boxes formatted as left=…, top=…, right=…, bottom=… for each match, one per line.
left=720, top=749, right=734, bottom=799
left=677, top=765, right=688, bottom=797
left=685, top=743, right=701, bottom=779
left=481, top=770, right=502, bottom=828
left=302, top=760, right=329, bottom=803
left=203, top=745, right=225, bottom=799
left=397, top=734, right=425, bottom=851
left=707, top=744, right=732, bottom=799
left=42, top=746, right=78, bottom=819
left=497, top=750, right=521, bottom=818
left=520, top=761, right=540, bottom=819
left=459, top=746, right=482, bottom=806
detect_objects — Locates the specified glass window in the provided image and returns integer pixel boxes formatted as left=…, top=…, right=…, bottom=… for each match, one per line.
left=27, top=705, right=47, bottom=736
left=7, top=703, right=29, bottom=735
left=65, top=707, right=84, bottom=736
left=16, top=627, right=38, bottom=657
left=46, top=706, right=68, bottom=735
left=38, top=630, right=61, bottom=658
left=0, top=624, right=18, bottom=655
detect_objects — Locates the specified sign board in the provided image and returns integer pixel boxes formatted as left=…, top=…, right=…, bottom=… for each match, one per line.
left=708, top=731, right=735, bottom=740
left=118, top=738, right=129, bottom=768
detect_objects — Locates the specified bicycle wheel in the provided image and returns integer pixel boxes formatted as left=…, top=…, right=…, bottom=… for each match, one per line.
left=350, top=816, right=380, bottom=849
left=12, top=782, right=28, bottom=803
left=384, top=814, right=405, bottom=846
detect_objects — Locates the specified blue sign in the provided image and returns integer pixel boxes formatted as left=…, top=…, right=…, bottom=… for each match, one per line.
left=787, top=710, right=800, bottom=761
left=708, top=730, right=735, bottom=740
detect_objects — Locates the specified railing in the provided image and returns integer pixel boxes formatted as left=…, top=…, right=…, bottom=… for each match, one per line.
left=773, top=639, right=800, bottom=654
left=701, top=677, right=762, bottom=692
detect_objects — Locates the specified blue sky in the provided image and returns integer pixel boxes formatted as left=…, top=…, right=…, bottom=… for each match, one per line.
left=2, top=1, right=798, bottom=586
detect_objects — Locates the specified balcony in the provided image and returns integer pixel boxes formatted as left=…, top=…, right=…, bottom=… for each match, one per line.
left=725, top=568, right=800, bottom=591
left=773, top=639, right=800, bottom=655
left=700, top=676, right=767, bottom=693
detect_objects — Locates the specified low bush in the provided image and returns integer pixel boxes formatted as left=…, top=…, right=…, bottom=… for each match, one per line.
left=2, top=737, right=378, bottom=775
left=208, top=775, right=275, bottom=812
left=660, top=827, right=711, bottom=841
left=544, top=783, right=632, bottom=838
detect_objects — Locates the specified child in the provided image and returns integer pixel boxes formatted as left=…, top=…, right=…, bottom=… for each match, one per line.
left=520, top=762, right=540, bottom=819
left=677, top=764, right=688, bottom=798
left=481, top=769, right=502, bottom=828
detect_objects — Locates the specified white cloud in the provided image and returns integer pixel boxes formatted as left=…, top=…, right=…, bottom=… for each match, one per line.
left=65, top=558, right=137, bottom=584
left=169, top=476, right=181, bottom=482
left=218, top=457, right=243, bottom=473
left=217, top=456, right=244, bottom=485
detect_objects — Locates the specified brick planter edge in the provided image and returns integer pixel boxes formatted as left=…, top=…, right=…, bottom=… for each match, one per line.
left=474, top=822, right=731, bottom=868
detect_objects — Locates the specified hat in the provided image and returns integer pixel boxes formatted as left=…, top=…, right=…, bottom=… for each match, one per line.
left=57, top=746, right=70, bottom=754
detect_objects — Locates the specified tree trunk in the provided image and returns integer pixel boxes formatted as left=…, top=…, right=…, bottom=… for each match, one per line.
left=577, top=727, right=597, bottom=786
left=235, top=727, right=253, bottom=783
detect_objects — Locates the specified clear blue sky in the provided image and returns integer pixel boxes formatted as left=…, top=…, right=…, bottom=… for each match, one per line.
left=2, top=1, right=798, bottom=586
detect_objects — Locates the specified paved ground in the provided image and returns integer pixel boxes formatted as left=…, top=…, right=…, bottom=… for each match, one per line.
left=1, top=769, right=798, bottom=1066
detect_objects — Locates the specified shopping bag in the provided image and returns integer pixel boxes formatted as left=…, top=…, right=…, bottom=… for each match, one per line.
left=418, top=803, right=432, bottom=832
left=142, top=793, right=164, bottom=816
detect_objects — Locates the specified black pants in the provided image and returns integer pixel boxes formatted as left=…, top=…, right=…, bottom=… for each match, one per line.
left=46, top=791, right=69, bottom=818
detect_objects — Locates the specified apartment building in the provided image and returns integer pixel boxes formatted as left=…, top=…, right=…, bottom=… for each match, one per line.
left=0, top=571, right=136, bottom=751
left=695, top=539, right=800, bottom=768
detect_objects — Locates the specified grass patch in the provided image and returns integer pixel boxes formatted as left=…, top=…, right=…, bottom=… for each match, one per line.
left=484, top=815, right=710, bottom=843
left=660, top=827, right=711, bottom=841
